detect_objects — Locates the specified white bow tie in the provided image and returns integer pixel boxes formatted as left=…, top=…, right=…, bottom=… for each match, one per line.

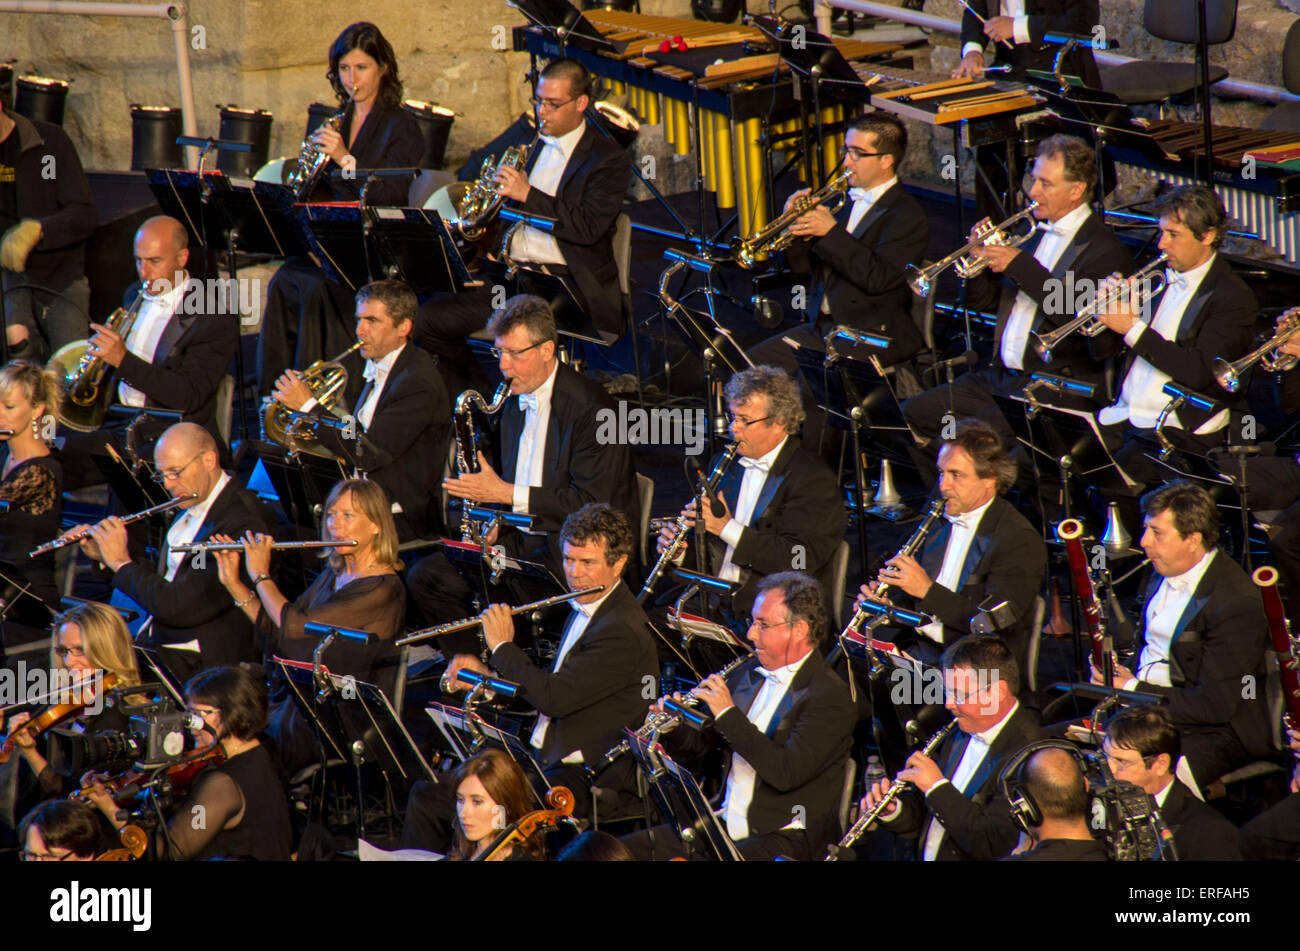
left=945, top=511, right=977, bottom=531
left=1165, top=268, right=1188, bottom=290
left=362, top=360, right=380, bottom=382
left=518, top=393, right=539, bottom=412
left=1037, top=222, right=1064, bottom=237
left=756, top=667, right=787, bottom=687
left=739, top=457, right=771, bottom=474
left=849, top=187, right=871, bottom=204
left=541, top=134, right=561, bottom=148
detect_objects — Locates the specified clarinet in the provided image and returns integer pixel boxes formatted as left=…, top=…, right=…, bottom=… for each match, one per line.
left=843, top=498, right=946, bottom=640
left=587, top=650, right=753, bottom=779
left=825, top=719, right=959, bottom=860
left=637, top=442, right=739, bottom=605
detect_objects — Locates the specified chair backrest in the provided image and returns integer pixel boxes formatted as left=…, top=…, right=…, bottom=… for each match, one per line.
left=215, top=373, right=234, bottom=447
left=1285, top=19, right=1300, bottom=96
left=837, top=755, right=858, bottom=837
left=828, top=539, right=851, bottom=631
left=613, top=212, right=633, bottom=297
left=1024, top=595, right=1046, bottom=694
left=635, top=472, right=654, bottom=566
left=1145, top=0, right=1237, bottom=46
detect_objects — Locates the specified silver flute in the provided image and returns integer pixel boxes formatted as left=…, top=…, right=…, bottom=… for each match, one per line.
left=170, top=539, right=358, bottom=553
left=30, top=494, right=197, bottom=556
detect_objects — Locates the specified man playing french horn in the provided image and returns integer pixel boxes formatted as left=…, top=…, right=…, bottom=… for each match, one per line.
left=272, top=279, right=450, bottom=541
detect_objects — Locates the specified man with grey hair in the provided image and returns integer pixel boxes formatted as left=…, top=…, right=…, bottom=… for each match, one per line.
left=655, top=365, right=844, bottom=626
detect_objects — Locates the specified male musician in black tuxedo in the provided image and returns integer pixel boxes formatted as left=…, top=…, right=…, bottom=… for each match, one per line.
left=901, top=135, right=1132, bottom=462
left=272, top=279, right=450, bottom=540
left=862, top=635, right=1043, bottom=861
left=859, top=420, right=1045, bottom=678
left=407, top=294, right=637, bottom=653
left=1092, top=186, right=1258, bottom=501
left=440, top=504, right=655, bottom=821
left=953, top=1, right=1102, bottom=88
left=1102, top=706, right=1242, bottom=860
left=59, top=215, right=238, bottom=488
left=1000, top=746, right=1108, bottom=861
left=69, top=423, right=274, bottom=684
left=655, top=365, right=846, bottom=629
left=413, top=58, right=630, bottom=398
left=1092, top=482, right=1272, bottom=790
left=621, top=572, right=857, bottom=860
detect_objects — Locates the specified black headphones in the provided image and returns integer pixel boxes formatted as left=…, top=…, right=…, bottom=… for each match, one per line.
left=998, top=739, right=1090, bottom=836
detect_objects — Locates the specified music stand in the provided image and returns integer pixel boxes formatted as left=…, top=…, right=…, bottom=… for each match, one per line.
left=508, top=0, right=615, bottom=57
left=476, top=254, right=607, bottom=346
left=0, top=559, right=57, bottom=642
left=244, top=439, right=346, bottom=532
left=423, top=700, right=551, bottom=809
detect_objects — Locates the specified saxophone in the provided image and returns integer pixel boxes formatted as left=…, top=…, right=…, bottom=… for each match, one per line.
left=454, top=380, right=512, bottom=541
left=455, top=135, right=539, bottom=241
left=49, top=283, right=147, bottom=433
left=287, top=108, right=346, bottom=201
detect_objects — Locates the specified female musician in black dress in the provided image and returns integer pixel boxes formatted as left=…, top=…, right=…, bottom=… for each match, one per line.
left=447, top=749, right=542, bottom=861
left=257, top=21, right=425, bottom=393
left=0, top=360, right=63, bottom=651
left=83, top=665, right=292, bottom=861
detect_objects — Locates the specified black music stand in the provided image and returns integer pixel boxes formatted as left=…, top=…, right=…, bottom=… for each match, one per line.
left=508, top=0, right=614, bottom=57
left=0, top=559, right=57, bottom=643
left=475, top=253, right=606, bottom=346
left=624, top=728, right=743, bottom=861
left=276, top=657, right=437, bottom=838
left=245, top=439, right=347, bottom=533
left=423, top=699, right=551, bottom=808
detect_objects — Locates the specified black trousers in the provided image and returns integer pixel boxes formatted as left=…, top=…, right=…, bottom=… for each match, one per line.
left=1239, top=790, right=1300, bottom=861
left=256, top=259, right=359, bottom=396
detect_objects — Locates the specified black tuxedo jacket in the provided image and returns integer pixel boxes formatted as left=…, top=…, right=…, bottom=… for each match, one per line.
left=488, top=581, right=656, bottom=768
left=314, top=342, right=451, bottom=539
left=914, top=496, right=1046, bottom=677
left=113, top=278, right=239, bottom=445
left=462, top=116, right=631, bottom=335
left=1159, top=779, right=1243, bottom=860
left=786, top=180, right=930, bottom=366
left=892, top=705, right=1044, bottom=860
left=968, top=209, right=1131, bottom=394
left=707, top=438, right=846, bottom=619
left=311, top=104, right=425, bottom=206
left=1130, top=551, right=1273, bottom=759
left=497, top=362, right=639, bottom=569
left=1097, top=253, right=1258, bottom=429
left=960, top=0, right=1102, bottom=88
left=669, top=650, right=857, bottom=851
left=112, top=479, right=275, bottom=669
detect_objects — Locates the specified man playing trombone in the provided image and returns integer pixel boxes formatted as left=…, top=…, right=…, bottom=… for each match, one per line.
left=65, top=422, right=274, bottom=683
left=902, top=135, right=1131, bottom=466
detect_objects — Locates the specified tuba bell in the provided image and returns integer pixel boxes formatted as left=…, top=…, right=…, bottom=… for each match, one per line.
left=50, top=283, right=147, bottom=433
left=262, top=341, right=363, bottom=461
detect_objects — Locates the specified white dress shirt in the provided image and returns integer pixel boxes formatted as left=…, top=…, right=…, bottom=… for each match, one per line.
left=510, top=120, right=586, bottom=267
left=1098, top=253, right=1228, bottom=435
left=1127, top=549, right=1216, bottom=689
left=822, top=176, right=898, bottom=316
left=920, top=699, right=1020, bottom=860
left=511, top=362, right=559, bottom=514
left=119, top=278, right=187, bottom=406
left=917, top=495, right=995, bottom=644
left=722, top=649, right=813, bottom=840
left=1001, top=204, right=1091, bottom=370
left=158, top=471, right=231, bottom=653
left=519, top=582, right=619, bottom=764
left=717, top=436, right=788, bottom=581
left=962, top=0, right=1032, bottom=58
left=356, top=343, right=404, bottom=431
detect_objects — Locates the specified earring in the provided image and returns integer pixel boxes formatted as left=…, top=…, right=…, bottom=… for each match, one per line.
left=31, top=417, right=40, bottom=438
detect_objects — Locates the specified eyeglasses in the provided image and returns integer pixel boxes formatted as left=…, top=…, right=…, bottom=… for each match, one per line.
left=21, top=846, right=75, bottom=861
left=727, top=413, right=771, bottom=429
left=530, top=96, right=578, bottom=112
left=187, top=706, right=219, bottom=721
left=841, top=147, right=886, bottom=161
left=747, top=617, right=792, bottom=632
left=490, top=341, right=545, bottom=361
left=151, top=452, right=203, bottom=484
left=54, top=645, right=86, bottom=659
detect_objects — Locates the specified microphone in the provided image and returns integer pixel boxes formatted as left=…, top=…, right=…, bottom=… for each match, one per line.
left=1161, top=381, right=1219, bottom=413
left=934, top=350, right=979, bottom=374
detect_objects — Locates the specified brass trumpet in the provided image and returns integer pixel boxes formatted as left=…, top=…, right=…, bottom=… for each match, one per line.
left=730, top=166, right=854, bottom=270
left=1030, top=254, right=1169, bottom=364
left=1214, top=306, right=1300, bottom=393
left=907, top=202, right=1040, bottom=297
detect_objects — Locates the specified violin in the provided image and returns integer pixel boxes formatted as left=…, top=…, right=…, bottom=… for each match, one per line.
left=0, top=672, right=120, bottom=763
left=71, top=742, right=226, bottom=805
left=475, top=785, right=574, bottom=861
left=97, top=824, right=149, bottom=861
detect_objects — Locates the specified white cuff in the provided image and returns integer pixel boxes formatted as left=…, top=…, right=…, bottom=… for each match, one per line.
left=300, top=397, right=318, bottom=413
left=511, top=483, right=530, bottom=514
left=961, top=42, right=985, bottom=59
left=1123, top=322, right=1147, bottom=348
left=719, top=518, right=744, bottom=549
left=1012, top=15, right=1031, bottom=45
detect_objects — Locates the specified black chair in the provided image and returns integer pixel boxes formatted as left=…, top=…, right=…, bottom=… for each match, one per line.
left=1099, top=0, right=1236, bottom=107
left=1258, top=19, right=1300, bottom=133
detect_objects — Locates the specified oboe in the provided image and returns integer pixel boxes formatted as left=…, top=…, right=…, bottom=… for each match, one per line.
left=30, top=494, right=198, bottom=556
left=588, top=649, right=754, bottom=777
left=825, top=719, right=959, bottom=860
